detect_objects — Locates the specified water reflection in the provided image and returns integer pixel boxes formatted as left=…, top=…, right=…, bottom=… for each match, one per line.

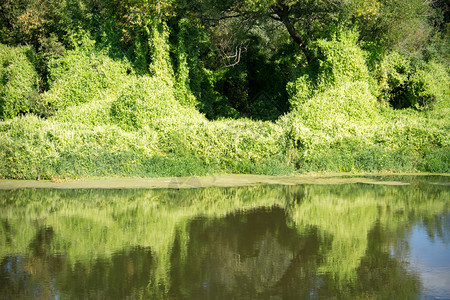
left=407, top=218, right=450, bottom=299
left=169, top=207, right=323, bottom=299
left=0, top=178, right=448, bottom=299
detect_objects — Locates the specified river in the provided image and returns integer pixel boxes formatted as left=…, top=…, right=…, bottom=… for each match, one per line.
left=0, top=175, right=448, bottom=299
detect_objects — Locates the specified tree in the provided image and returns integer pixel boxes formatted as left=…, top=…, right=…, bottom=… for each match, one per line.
left=186, top=0, right=350, bottom=65
left=186, top=0, right=439, bottom=66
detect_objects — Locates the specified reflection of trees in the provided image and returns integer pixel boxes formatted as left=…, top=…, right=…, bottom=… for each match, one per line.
left=169, top=207, right=324, bottom=299
left=0, top=226, right=66, bottom=299
left=0, top=181, right=448, bottom=298
left=422, top=214, right=450, bottom=244
left=0, top=187, right=286, bottom=298
left=56, top=247, right=154, bottom=299
left=286, top=184, right=448, bottom=289
left=353, top=222, right=421, bottom=299
left=0, top=247, right=154, bottom=299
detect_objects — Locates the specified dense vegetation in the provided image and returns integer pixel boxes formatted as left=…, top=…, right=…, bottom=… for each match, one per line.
left=0, top=0, right=449, bottom=179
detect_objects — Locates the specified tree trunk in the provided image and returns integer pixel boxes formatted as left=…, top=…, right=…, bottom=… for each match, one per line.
left=272, top=4, right=313, bottom=64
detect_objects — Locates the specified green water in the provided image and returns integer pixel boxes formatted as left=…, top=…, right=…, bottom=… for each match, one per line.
left=0, top=176, right=449, bottom=299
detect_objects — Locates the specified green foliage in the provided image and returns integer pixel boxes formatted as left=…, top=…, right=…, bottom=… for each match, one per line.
left=377, top=51, right=449, bottom=110
left=172, top=18, right=197, bottom=107
left=110, top=76, right=204, bottom=130
left=287, top=30, right=379, bottom=131
left=0, top=1, right=449, bottom=178
left=377, top=51, right=413, bottom=108
left=419, top=147, right=450, bottom=173
left=157, top=119, right=285, bottom=171
left=287, top=74, right=312, bottom=109
left=148, top=22, right=175, bottom=86
left=355, top=0, right=434, bottom=55
left=315, top=30, right=372, bottom=86
left=289, top=80, right=378, bottom=131
left=209, top=37, right=292, bottom=120
left=282, top=29, right=449, bottom=174
left=298, top=144, right=418, bottom=173
left=0, top=43, right=39, bottom=120
left=0, top=115, right=171, bottom=179
left=40, top=46, right=131, bottom=112
left=412, top=61, right=450, bottom=113
left=0, top=96, right=289, bottom=179
left=0, top=116, right=58, bottom=179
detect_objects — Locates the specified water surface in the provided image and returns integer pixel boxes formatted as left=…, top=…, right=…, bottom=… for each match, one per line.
left=0, top=176, right=449, bottom=299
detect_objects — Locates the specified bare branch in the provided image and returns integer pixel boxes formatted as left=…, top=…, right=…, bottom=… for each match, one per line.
left=221, top=45, right=247, bottom=67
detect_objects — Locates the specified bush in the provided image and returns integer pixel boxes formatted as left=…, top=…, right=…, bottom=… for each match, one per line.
left=157, top=119, right=286, bottom=171
left=40, top=46, right=132, bottom=111
left=0, top=44, right=40, bottom=120
left=416, top=61, right=450, bottom=117
left=0, top=114, right=292, bottom=179
left=0, top=116, right=59, bottom=179
left=53, top=98, right=116, bottom=126
left=377, top=52, right=450, bottom=110
left=315, top=30, right=372, bottom=86
left=289, top=80, right=379, bottom=132
left=0, top=27, right=448, bottom=179
left=286, top=29, right=379, bottom=132
left=419, top=148, right=450, bottom=173
left=0, top=115, right=163, bottom=179
left=280, top=29, right=448, bottom=174
left=110, top=76, right=205, bottom=131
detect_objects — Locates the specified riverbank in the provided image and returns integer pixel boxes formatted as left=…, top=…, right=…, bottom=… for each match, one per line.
left=1, top=173, right=448, bottom=190
left=1, top=43, right=448, bottom=179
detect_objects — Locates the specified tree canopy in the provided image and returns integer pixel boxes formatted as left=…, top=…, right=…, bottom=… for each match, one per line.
left=2, top=0, right=447, bottom=118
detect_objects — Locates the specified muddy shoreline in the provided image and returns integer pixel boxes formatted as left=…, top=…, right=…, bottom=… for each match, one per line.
left=1, top=173, right=447, bottom=190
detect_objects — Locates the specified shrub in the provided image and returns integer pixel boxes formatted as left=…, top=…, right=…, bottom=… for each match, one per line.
left=419, top=148, right=450, bottom=173
left=415, top=61, right=449, bottom=116
left=377, top=52, right=449, bottom=110
left=315, top=30, right=371, bottom=86
left=0, top=44, right=40, bottom=120
left=40, top=46, right=131, bottom=111
left=290, top=80, right=379, bottom=132
left=280, top=29, right=450, bottom=174
left=0, top=115, right=164, bottom=179
left=286, top=74, right=313, bottom=110
left=286, top=29, right=380, bottom=133
left=110, top=76, right=205, bottom=131
left=0, top=116, right=59, bottom=179
left=0, top=114, right=292, bottom=179
left=0, top=26, right=448, bottom=179
left=53, top=98, right=116, bottom=125
left=157, top=119, right=286, bottom=171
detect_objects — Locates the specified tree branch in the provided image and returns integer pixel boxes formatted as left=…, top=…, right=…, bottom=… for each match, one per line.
left=271, top=4, right=313, bottom=63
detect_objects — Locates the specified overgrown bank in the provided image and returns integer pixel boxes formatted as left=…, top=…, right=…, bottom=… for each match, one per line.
left=0, top=1, right=449, bottom=179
